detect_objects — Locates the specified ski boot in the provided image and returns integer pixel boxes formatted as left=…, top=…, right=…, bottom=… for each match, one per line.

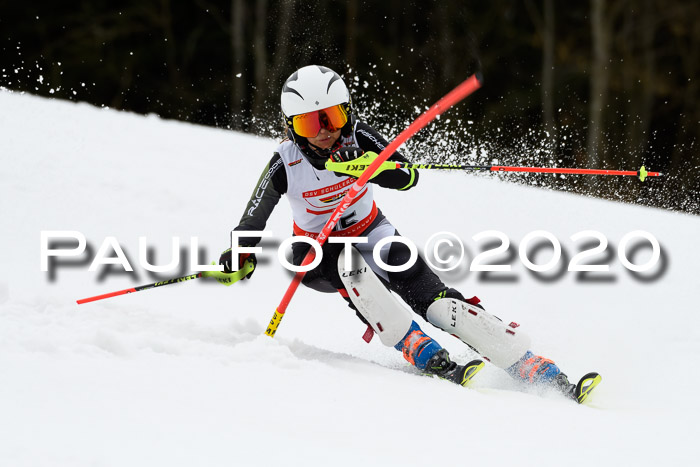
left=424, top=349, right=485, bottom=387
left=507, top=351, right=601, bottom=403
left=507, top=351, right=562, bottom=385
left=395, top=321, right=485, bottom=387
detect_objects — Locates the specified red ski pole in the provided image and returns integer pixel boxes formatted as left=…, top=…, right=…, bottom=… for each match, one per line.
left=76, top=261, right=254, bottom=304
left=265, top=73, right=483, bottom=337
left=76, top=273, right=204, bottom=304
left=382, top=163, right=661, bottom=181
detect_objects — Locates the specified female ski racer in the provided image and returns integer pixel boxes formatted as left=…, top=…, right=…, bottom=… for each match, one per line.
left=218, top=65, right=586, bottom=397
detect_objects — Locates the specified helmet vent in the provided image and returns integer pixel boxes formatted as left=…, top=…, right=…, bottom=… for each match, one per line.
left=282, top=70, right=303, bottom=100
left=317, top=65, right=341, bottom=94
left=326, top=74, right=340, bottom=93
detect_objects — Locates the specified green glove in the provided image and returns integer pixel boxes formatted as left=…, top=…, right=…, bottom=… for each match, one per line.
left=325, top=150, right=395, bottom=179
left=203, top=260, right=255, bottom=286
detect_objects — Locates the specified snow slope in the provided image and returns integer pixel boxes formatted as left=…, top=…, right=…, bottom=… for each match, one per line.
left=1, top=90, right=699, bottom=467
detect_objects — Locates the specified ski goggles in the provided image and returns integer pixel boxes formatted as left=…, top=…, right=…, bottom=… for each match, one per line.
left=289, top=103, right=349, bottom=138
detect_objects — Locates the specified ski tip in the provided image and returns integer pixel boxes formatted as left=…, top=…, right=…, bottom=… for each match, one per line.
left=474, top=71, right=484, bottom=86
left=460, top=359, right=486, bottom=387
left=576, top=372, right=602, bottom=404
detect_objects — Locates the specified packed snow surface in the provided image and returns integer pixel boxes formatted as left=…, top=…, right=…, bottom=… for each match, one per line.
left=1, top=91, right=699, bottom=466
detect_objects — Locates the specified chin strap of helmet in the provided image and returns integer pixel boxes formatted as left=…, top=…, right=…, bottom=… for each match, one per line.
left=287, top=127, right=345, bottom=171
left=304, top=140, right=343, bottom=170
left=308, top=140, right=342, bottom=158
left=340, top=113, right=355, bottom=137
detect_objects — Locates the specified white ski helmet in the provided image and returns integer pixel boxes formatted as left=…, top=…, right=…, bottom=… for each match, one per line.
left=281, top=65, right=350, bottom=118
left=280, top=65, right=354, bottom=166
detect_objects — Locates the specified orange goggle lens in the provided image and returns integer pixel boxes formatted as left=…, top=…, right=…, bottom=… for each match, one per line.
left=291, top=104, right=348, bottom=138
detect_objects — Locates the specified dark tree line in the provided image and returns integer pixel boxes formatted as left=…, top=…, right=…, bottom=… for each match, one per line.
left=2, top=1, right=699, bottom=214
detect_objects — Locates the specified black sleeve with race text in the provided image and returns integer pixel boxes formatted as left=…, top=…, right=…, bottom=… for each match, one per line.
left=354, top=121, right=419, bottom=190
left=233, top=153, right=287, bottom=247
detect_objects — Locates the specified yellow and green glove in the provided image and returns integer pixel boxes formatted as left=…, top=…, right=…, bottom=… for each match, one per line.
left=325, top=147, right=394, bottom=179
left=205, top=248, right=256, bottom=286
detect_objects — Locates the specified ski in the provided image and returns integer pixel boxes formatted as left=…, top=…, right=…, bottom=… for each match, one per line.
left=456, top=359, right=486, bottom=387
left=430, top=358, right=486, bottom=387
left=573, top=372, right=602, bottom=404
left=556, top=372, right=602, bottom=404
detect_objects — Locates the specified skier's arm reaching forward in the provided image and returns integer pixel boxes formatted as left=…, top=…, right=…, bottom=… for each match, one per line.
left=218, top=153, right=287, bottom=278
left=234, top=153, right=286, bottom=247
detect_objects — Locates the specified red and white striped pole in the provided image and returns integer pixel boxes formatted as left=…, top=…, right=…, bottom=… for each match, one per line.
left=265, top=74, right=483, bottom=337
